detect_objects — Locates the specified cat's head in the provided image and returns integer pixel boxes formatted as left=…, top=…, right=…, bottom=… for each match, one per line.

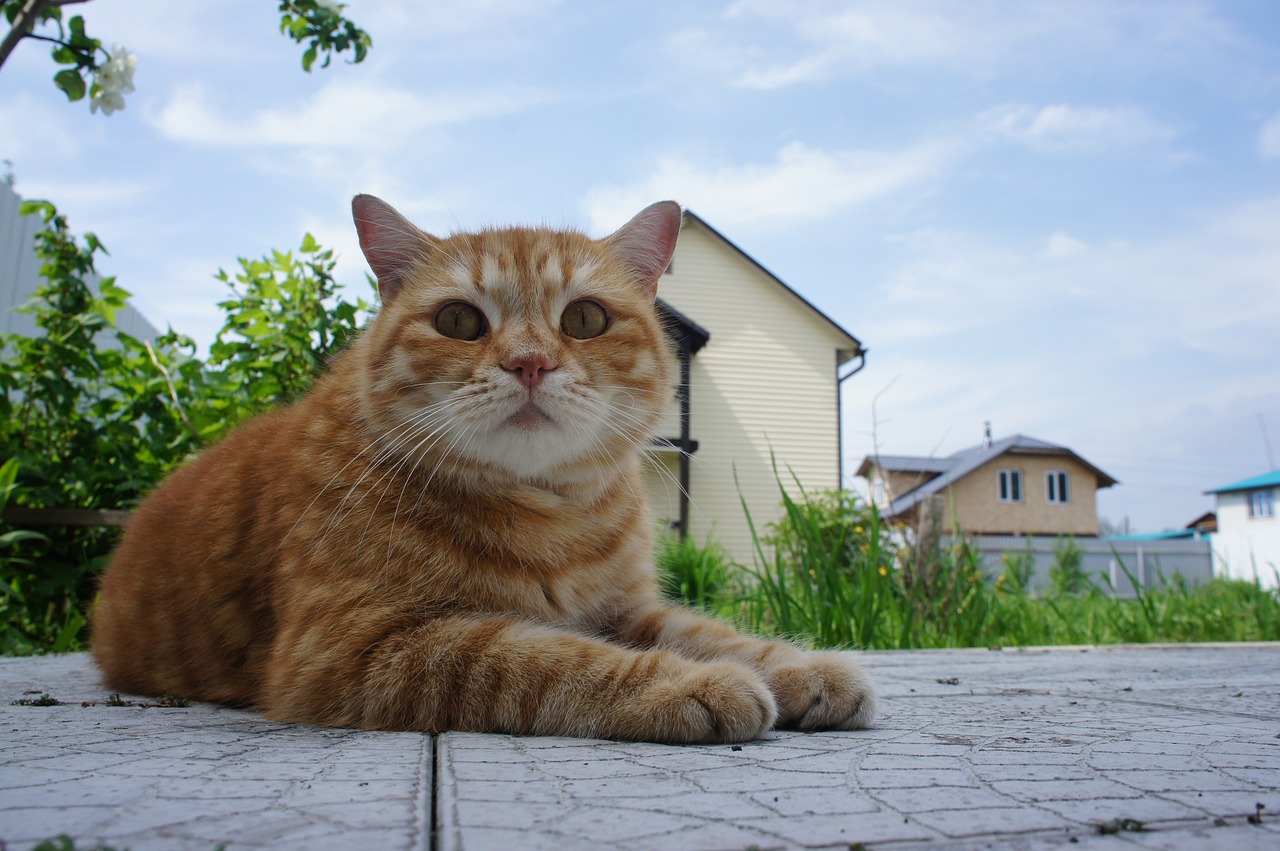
left=351, top=195, right=681, bottom=484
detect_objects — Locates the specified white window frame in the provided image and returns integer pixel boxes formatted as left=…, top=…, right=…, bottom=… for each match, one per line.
left=997, top=468, right=1022, bottom=504
left=1046, top=470, right=1070, bottom=505
left=1248, top=489, right=1275, bottom=519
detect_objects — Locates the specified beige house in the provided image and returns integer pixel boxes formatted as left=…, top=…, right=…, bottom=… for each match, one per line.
left=643, top=211, right=864, bottom=564
left=855, top=433, right=1117, bottom=537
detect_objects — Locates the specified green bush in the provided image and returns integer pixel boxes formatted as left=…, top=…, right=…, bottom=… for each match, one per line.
left=0, top=200, right=368, bottom=653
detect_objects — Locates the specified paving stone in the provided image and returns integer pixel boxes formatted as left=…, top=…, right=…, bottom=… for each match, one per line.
left=4, top=644, right=1279, bottom=850
left=870, top=784, right=1021, bottom=813
left=1032, top=794, right=1207, bottom=826
left=909, top=804, right=1070, bottom=838
left=749, top=786, right=881, bottom=817
left=989, top=777, right=1148, bottom=802
left=738, top=809, right=938, bottom=845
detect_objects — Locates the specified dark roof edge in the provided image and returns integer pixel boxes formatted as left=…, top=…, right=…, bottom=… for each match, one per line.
left=655, top=298, right=710, bottom=354
left=681, top=210, right=864, bottom=359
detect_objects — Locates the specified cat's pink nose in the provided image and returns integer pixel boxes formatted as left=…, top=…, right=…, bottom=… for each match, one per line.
left=503, top=354, right=557, bottom=389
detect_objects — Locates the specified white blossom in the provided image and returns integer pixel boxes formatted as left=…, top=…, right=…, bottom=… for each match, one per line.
left=314, top=0, right=342, bottom=12
left=90, top=44, right=137, bottom=116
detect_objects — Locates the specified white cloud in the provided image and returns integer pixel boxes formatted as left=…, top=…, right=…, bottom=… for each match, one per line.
left=64, top=2, right=266, bottom=64
left=1260, top=112, right=1280, bottom=159
left=0, top=94, right=83, bottom=162
left=671, top=0, right=1003, bottom=89
left=362, top=0, right=564, bottom=38
left=149, top=79, right=547, bottom=150
left=13, top=177, right=155, bottom=225
left=1043, top=231, right=1089, bottom=259
left=875, top=195, right=1280, bottom=359
left=672, top=0, right=1244, bottom=90
left=984, top=104, right=1180, bottom=155
left=586, top=140, right=956, bottom=233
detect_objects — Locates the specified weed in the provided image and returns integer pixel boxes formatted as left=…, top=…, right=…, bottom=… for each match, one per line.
left=667, top=464, right=1280, bottom=651
left=657, top=533, right=732, bottom=611
left=1098, top=817, right=1145, bottom=835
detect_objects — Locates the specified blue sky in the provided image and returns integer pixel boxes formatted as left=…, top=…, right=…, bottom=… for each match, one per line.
left=2, top=0, right=1278, bottom=533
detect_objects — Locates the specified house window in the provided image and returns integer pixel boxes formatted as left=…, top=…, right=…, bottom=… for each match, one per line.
left=998, top=469, right=1022, bottom=503
left=1249, top=489, right=1275, bottom=519
left=1046, top=471, right=1070, bottom=505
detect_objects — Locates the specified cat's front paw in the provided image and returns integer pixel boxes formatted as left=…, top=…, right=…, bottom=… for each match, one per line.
left=765, top=651, right=875, bottom=731
left=642, top=661, right=777, bottom=744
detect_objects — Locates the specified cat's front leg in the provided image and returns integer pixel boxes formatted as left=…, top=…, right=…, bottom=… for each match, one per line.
left=610, top=602, right=876, bottom=731
left=264, top=610, right=776, bottom=743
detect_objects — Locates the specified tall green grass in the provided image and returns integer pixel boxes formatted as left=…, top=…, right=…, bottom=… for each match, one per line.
left=654, top=468, right=1280, bottom=650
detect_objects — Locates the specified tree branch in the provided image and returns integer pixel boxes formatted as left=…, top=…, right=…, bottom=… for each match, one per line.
left=144, top=340, right=205, bottom=448
left=0, top=0, right=61, bottom=73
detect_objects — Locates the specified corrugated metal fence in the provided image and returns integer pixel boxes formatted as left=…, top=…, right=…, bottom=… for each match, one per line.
left=1, top=182, right=157, bottom=341
left=953, top=535, right=1214, bottom=599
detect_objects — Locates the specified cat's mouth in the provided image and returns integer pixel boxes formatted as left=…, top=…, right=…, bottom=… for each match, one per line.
left=507, top=401, right=555, bottom=430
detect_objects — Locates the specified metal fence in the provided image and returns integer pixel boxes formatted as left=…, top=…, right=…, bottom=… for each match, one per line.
left=952, top=535, right=1214, bottom=599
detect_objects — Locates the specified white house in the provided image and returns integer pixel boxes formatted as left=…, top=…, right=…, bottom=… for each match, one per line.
left=1206, top=469, right=1280, bottom=588
left=643, top=211, right=864, bottom=565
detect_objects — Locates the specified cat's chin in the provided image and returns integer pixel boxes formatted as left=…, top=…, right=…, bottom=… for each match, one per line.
left=506, top=401, right=555, bottom=431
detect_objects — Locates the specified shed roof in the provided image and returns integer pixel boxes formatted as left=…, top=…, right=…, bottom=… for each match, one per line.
left=680, top=210, right=864, bottom=364
left=1206, top=468, right=1280, bottom=495
left=859, top=434, right=1119, bottom=518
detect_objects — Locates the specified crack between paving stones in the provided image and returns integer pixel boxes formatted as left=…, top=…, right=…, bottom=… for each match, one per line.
left=428, top=733, right=440, bottom=851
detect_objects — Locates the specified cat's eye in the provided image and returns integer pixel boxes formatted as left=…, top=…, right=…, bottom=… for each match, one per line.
left=434, top=302, right=486, bottom=341
left=561, top=300, right=609, bottom=340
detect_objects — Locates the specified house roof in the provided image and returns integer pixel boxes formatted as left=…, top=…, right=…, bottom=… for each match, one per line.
left=859, top=434, right=1119, bottom=518
left=1205, top=468, right=1280, bottom=495
left=854, top=455, right=952, bottom=478
left=680, top=210, right=864, bottom=364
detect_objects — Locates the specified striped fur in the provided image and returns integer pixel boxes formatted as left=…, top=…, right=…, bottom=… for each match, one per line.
left=92, top=196, right=875, bottom=743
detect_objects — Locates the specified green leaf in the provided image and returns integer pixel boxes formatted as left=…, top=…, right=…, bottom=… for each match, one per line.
left=53, top=69, right=86, bottom=102
left=302, top=45, right=317, bottom=72
left=19, top=200, right=57, bottom=222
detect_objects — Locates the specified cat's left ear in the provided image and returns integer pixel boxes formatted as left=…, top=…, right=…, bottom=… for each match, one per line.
left=602, top=201, right=682, bottom=301
left=352, top=194, right=434, bottom=303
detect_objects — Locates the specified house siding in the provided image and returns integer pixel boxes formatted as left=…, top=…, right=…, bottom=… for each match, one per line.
left=1212, top=488, right=1280, bottom=588
left=937, top=454, right=1101, bottom=536
left=641, top=219, right=854, bottom=564
left=882, top=469, right=939, bottom=505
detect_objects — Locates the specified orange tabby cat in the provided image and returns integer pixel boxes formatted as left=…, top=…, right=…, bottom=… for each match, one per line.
left=92, top=196, right=875, bottom=743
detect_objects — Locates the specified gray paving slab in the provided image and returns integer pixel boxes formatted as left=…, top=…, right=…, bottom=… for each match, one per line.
left=0, top=644, right=1277, bottom=850
left=0, top=653, right=432, bottom=850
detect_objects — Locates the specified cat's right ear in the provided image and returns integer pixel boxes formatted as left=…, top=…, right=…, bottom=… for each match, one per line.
left=351, top=194, right=433, bottom=303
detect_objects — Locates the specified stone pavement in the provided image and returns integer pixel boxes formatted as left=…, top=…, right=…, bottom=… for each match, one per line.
left=1, top=645, right=1277, bottom=851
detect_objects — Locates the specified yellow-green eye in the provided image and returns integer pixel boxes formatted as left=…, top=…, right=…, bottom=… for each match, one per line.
left=434, top=302, right=486, bottom=341
left=561, top=299, right=609, bottom=340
